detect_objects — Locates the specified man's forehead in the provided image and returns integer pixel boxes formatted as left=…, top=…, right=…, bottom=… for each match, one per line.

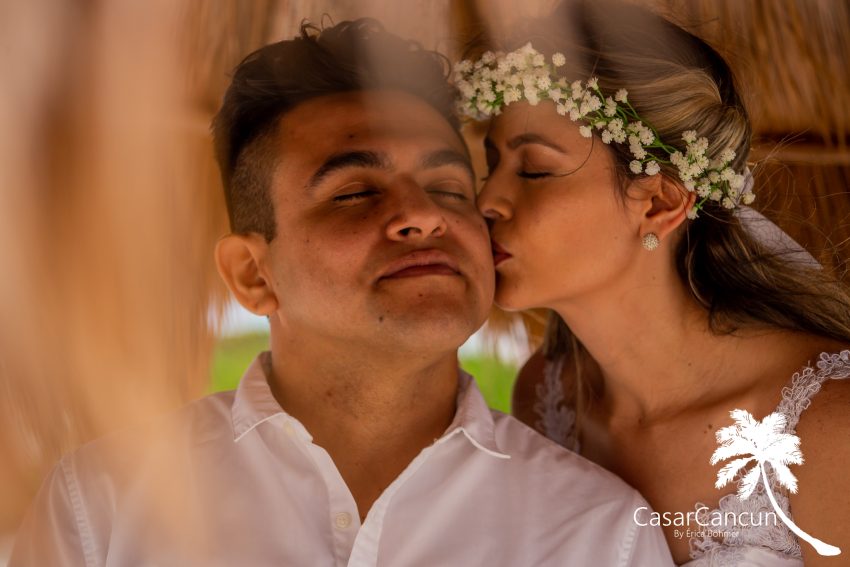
left=277, top=90, right=462, bottom=153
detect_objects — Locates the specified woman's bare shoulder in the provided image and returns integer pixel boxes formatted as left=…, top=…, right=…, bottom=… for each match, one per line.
left=788, top=376, right=850, bottom=564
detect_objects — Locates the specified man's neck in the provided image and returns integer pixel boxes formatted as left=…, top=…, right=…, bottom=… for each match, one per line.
left=267, top=331, right=461, bottom=520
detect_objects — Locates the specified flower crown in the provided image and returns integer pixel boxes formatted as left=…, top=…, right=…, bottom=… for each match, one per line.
left=454, top=43, right=754, bottom=218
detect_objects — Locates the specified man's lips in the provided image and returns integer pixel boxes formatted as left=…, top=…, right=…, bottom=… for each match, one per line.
left=491, top=241, right=512, bottom=267
left=380, top=249, right=461, bottom=279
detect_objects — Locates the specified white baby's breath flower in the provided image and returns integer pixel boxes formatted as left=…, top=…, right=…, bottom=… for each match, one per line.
left=731, top=174, right=746, bottom=190
left=453, top=44, right=755, bottom=215
left=609, top=118, right=624, bottom=133
left=719, top=148, right=736, bottom=164
left=456, top=60, right=472, bottom=73
left=504, top=86, right=521, bottom=104
left=687, top=207, right=699, bottom=220
left=589, top=95, right=602, bottom=111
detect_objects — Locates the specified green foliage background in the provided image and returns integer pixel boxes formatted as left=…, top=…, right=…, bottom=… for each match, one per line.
left=211, top=333, right=518, bottom=414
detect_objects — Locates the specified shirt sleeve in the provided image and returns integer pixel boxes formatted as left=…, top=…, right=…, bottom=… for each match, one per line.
left=623, top=492, right=676, bottom=566
left=9, top=458, right=94, bottom=567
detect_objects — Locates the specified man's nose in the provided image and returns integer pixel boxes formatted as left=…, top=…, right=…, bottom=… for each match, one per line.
left=385, top=183, right=448, bottom=241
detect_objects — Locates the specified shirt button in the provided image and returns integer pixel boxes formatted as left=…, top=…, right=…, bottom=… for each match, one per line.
left=334, top=512, right=352, bottom=529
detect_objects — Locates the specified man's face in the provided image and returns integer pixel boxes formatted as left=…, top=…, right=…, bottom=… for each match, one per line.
left=263, top=90, right=494, bottom=353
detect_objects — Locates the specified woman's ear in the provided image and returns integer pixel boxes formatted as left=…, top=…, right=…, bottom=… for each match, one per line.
left=631, top=174, right=696, bottom=242
left=215, top=234, right=279, bottom=316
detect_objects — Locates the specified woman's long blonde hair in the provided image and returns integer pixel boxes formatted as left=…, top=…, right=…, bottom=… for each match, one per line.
left=481, top=0, right=850, bottom=427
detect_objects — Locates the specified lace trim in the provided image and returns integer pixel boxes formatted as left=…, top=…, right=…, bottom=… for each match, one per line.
left=689, top=349, right=850, bottom=561
left=533, top=350, right=850, bottom=563
left=534, top=356, right=578, bottom=451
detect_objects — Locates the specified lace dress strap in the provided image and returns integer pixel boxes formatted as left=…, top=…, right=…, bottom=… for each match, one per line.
left=776, top=350, right=850, bottom=433
left=688, top=349, right=850, bottom=564
left=533, top=354, right=578, bottom=451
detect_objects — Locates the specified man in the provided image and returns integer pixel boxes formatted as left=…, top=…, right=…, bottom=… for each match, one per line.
left=11, top=19, right=673, bottom=566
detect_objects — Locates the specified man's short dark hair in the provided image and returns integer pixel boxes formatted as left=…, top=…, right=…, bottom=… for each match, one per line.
left=212, top=19, right=461, bottom=242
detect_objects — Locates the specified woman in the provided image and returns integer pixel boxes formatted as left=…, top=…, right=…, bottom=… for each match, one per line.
left=457, top=1, right=850, bottom=565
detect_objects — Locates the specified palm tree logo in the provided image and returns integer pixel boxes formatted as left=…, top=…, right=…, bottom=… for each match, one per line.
left=710, top=409, right=841, bottom=556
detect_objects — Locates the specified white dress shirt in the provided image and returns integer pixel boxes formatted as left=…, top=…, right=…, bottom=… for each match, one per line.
left=11, top=352, right=673, bottom=566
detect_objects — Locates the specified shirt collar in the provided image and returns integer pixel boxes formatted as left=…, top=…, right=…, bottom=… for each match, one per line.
left=231, top=352, right=287, bottom=442
left=444, top=370, right=511, bottom=459
left=230, top=352, right=511, bottom=459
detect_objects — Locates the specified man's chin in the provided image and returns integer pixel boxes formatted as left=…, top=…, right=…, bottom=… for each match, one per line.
left=373, top=302, right=484, bottom=347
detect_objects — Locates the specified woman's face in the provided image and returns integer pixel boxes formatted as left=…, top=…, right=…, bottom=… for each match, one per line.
left=477, top=101, right=643, bottom=311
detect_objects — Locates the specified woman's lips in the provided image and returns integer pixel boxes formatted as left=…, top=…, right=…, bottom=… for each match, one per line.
left=492, top=241, right=512, bottom=267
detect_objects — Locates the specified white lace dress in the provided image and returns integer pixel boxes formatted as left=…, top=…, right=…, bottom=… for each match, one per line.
left=535, top=350, right=850, bottom=566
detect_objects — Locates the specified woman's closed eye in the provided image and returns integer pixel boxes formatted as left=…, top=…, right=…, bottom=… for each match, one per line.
left=518, top=170, right=552, bottom=179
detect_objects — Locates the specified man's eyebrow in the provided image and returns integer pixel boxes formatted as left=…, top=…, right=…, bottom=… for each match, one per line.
left=306, top=150, right=391, bottom=189
left=506, top=133, right=567, bottom=153
left=420, top=149, right=474, bottom=180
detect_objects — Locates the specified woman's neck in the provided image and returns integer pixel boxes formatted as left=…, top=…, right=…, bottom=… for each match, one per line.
left=551, top=266, right=803, bottom=426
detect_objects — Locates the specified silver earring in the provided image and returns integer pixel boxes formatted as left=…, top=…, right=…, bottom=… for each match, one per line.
left=641, top=233, right=660, bottom=251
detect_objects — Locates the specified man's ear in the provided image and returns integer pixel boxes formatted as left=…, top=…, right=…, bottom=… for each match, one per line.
left=215, top=234, right=279, bottom=316
left=632, top=174, right=696, bottom=242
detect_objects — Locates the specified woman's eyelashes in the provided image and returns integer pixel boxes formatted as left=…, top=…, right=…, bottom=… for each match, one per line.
left=517, top=170, right=551, bottom=179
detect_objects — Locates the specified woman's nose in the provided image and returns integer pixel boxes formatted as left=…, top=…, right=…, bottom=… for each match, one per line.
left=476, top=181, right=512, bottom=222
